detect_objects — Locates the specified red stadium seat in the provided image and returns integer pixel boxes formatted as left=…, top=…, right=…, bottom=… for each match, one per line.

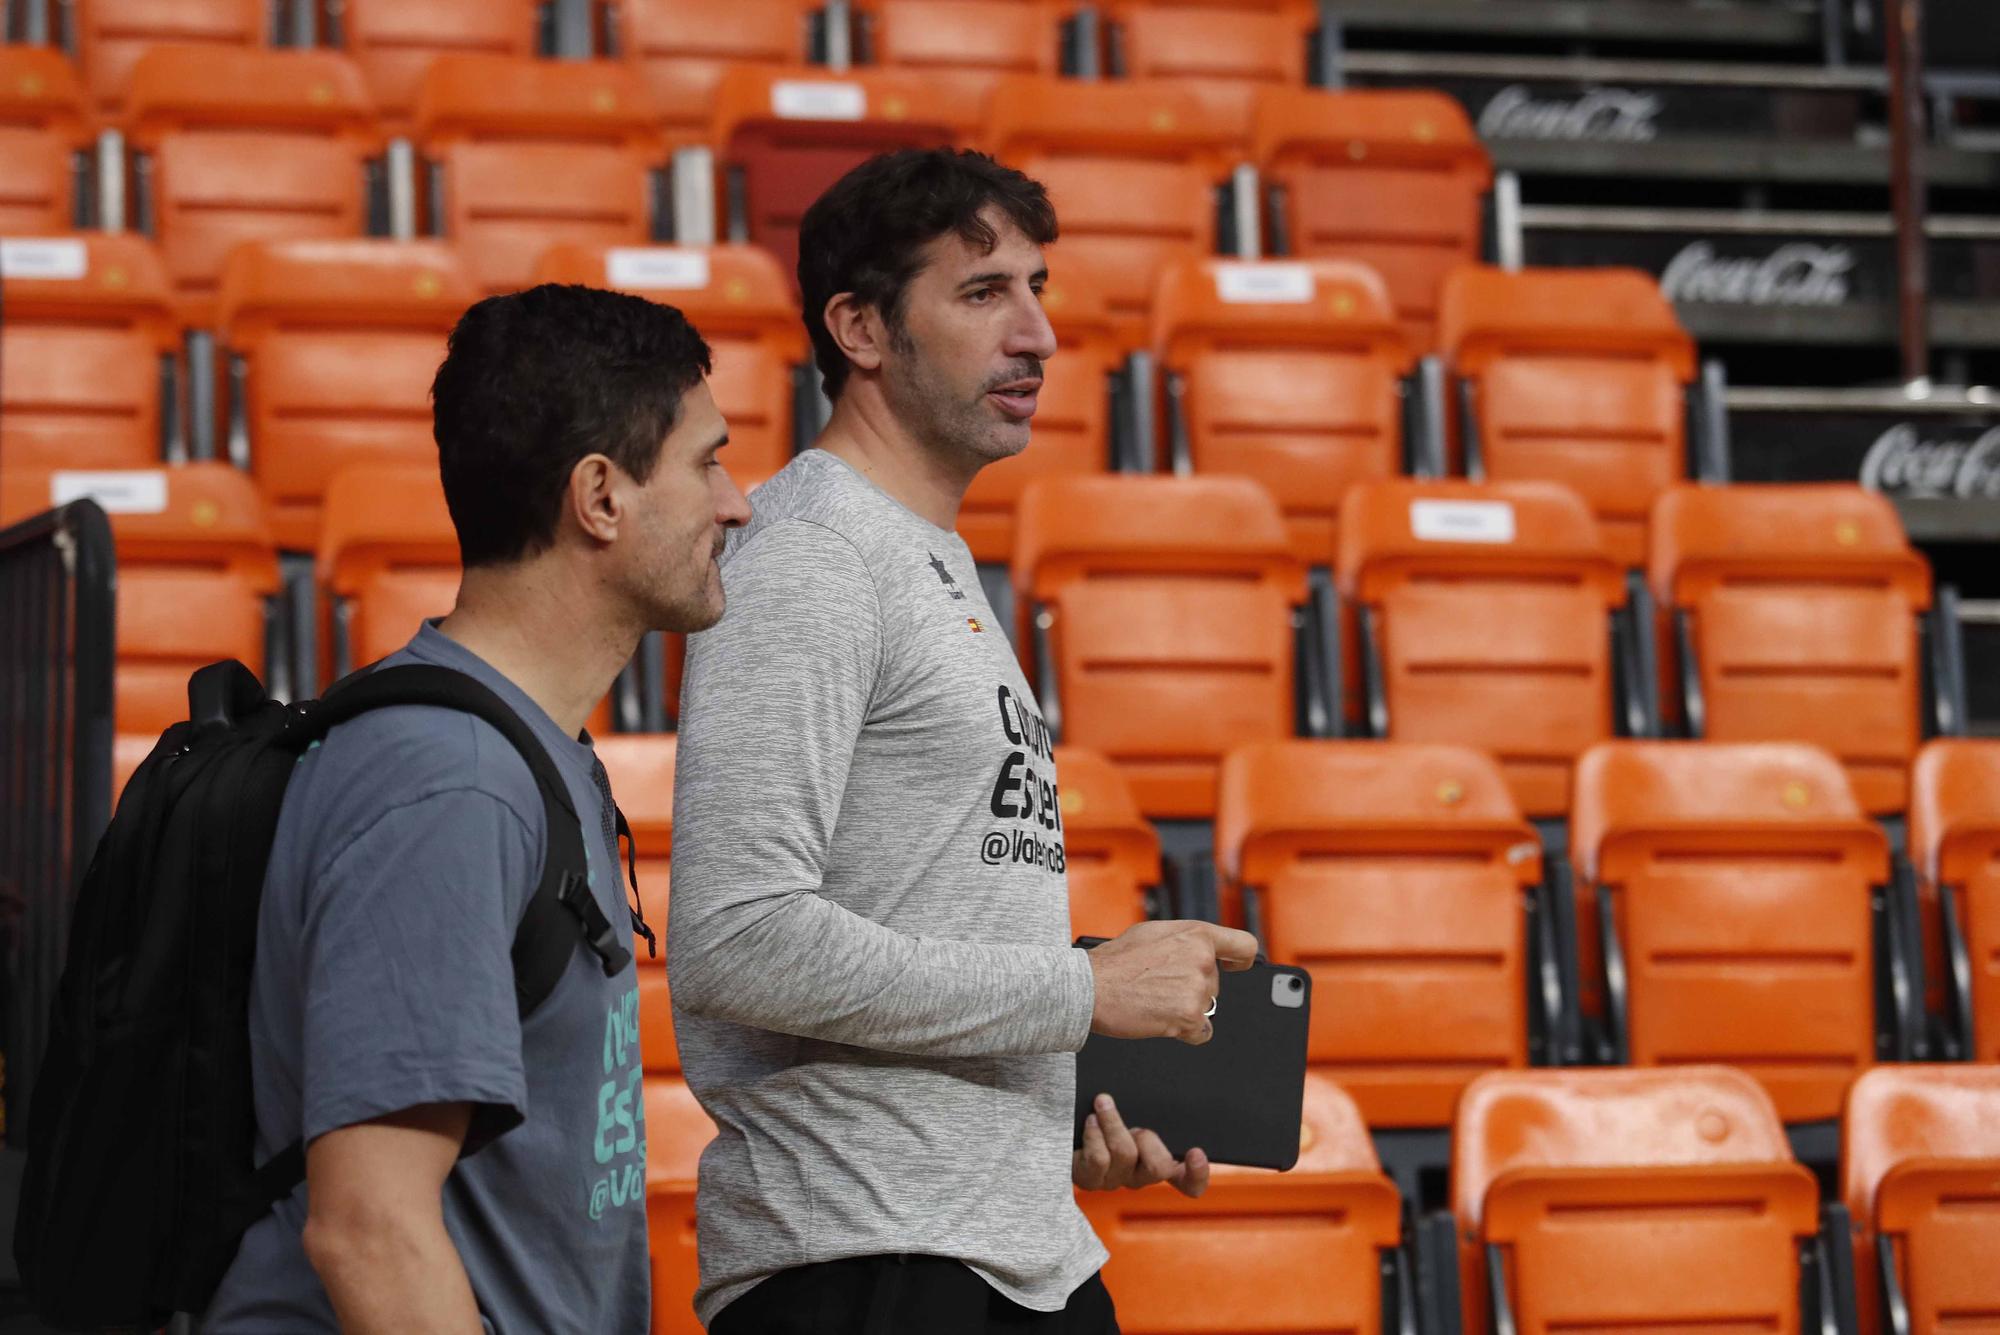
left=858, top=0, right=1064, bottom=101
left=0, top=45, right=91, bottom=233
left=611, top=0, right=814, bottom=152
left=336, top=0, right=542, bottom=132
left=217, top=239, right=477, bottom=551
left=76, top=0, right=264, bottom=118
left=1909, top=741, right=2000, bottom=1061
left=1108, top=2, right=1314, bottom=135
left=1053, top=746, right=1159, bottom=939
left=1, top=233, right=179, bottom=471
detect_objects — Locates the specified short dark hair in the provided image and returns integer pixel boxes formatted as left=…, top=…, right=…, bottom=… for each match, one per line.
left=430, top=284, right=712, bottom=567
left=797, top=148, right=1058, bottom=399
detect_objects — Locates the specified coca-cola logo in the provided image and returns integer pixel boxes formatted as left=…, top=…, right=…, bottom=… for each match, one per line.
left=1661, top=241, right=1855, bottom=306
left=1860, top=423, right=2000, bottom=498
left=1477, top=84, right=1662, bottom=142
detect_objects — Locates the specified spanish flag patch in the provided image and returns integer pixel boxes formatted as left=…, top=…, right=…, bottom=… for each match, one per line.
left=966, top=617, right=986, bottom=634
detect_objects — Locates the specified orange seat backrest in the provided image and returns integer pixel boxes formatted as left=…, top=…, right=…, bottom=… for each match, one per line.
left=1014, top=475, right=1303, bottom=818
left=1052, top=745, right=1159, bottom=940
left=1254, top=87, right=1490, bottom=352
left=986, top=75, right=1232, bottom=348
left=417, top=56, right=660, bottom=296
left=533, top=243, right=805, bottom=485
left=597, top=731, right=678, bottom=926
left=1, top=233, right=178, bottom=471
left=861, top=0, right=1064, bottom=101
left=1650, top=483, right=1930, bottom=815
left=1154, top=256, right=1412, bottom=565
left=1216, top=740, right=1539, bottom=1125
left=218, top=239, right=476, bottom=551
left=125, top=46, right=380, bottom=325
left=1081, top=1073, right=1402, bottom=1335
left=77, top=0, right=264, bottom=117
left=711, top=65, right=979, bottom=286
left=1110, top=2, right=1313, bottom=137
left=958, top=267, right=1121, bottom=563
left=1337, top=478, right=1624, bottom=818
left=1841, top=1065, right=2000, bottom=1335
left=0, top=46, right=91, bottom=232
left=318, top=462, right=460, bottom=667
left=338, top=0, right=541, bottom=130
left=1455, top=1067, right=1814, bottom=1335
left=1572, top=741, right=1887, bottom=1122
left=646, top=1086, right=716, bottom=1334
left=1441, top=264, right=1696, bottom=567
left=615, top=0, right=813, bottom=151
left=1909, top=742, right=2000, bottom=1061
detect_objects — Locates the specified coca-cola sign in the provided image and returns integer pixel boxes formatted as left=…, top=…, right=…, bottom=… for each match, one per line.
left=1477, top=84, right=1662, bottom=142
left=1860, top=424, right=2000, bottom=499
left=1661, top=241, right=1856, bottom=307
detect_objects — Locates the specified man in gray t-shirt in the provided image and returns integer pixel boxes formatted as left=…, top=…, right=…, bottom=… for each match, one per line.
left=672, top=150, right=1256, bottom=1333
left=203, top=285, right=749, bottom=1332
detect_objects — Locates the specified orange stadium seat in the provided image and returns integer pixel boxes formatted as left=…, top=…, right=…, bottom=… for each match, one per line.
left=857, top=0, right=1064, bottom=101
left=1, top=233, right=179, bottom=471
left=335, top=0, right=542, bottom=131
left=217, top=239, right=476, bottom=551
left=1571, top=742, right=1891, bottom=1124
left=1108, top=3, right=1314, bottom=135
left=1013, top=475, right=1308, bottom=818
left=1909, top=741, right=2000, bottom=1062
left=0, top=46, right=91, bottom=232
left=1255, top=87, right=1491, bottom=351
left=534, top=242, right=805, bottom=486
left=1052, top=746, right=1159, bottom=939
left=75, top=0, right=264, bottom=117
left=1453, top=1067, right=1822, bottom=1335
left=1441, top=265, right=1700, bottom=568
left=986, top=76, right=1233, bottom=349
left=1650, top=483, right=1932, bottom=816
left=1216, top=741, right=1543, bottom=1127
left=1842, top=1065, right=2000, bottom=1335
left=1337, top=479, right=1626, bottom=819
left=645, top=1083, right=714, bottom=1335
left=711, top=64, right=979, bottom=284
left=958, top=267, right=1121, bottom=564
left=610, top=0, right=814, bottom=151
left=1153, top=256, right=1414, bottom=565
left=123, top=45, right=380, bottom=325
left=1079, top=1074, right=1405, bottom=1334
left=597, top=731, right=678, bottom=914
left=317, top=463, right=460, bottom=677
left=416, top=55, right=660, bottom=295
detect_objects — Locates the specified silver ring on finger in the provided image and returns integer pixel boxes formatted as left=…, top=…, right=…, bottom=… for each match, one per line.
left=1204, top=994, right=1217, bottom=1017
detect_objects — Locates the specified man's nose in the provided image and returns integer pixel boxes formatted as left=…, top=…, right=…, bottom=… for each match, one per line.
left=1007, top=291, right=1058, bottom=364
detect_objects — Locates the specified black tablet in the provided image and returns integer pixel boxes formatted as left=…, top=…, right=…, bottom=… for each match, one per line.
left=1071, top=939, right=1312, bottom=1171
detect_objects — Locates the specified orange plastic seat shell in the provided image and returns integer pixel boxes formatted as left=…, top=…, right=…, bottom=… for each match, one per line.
left=0, top=46, right=92, bottom=232
left=596, top=731, right=678, bottom=959
left=615, top=0, right=814, bottom=151
left=1909, top=741, right=2000, bottom=1058
left=338, top=0, right=541, bottom=130
left=645, top=1076, right=716, bottom=1332
left=861, top=1, right=1064, bottom=101
left=1109, top=3, right=1314, bottom=137
left=1053, top=746, right=1160, bottom=940
left=77, top=0, right=264, bottom=118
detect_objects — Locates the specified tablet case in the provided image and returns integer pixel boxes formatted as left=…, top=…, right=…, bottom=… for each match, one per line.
left=1071, top=939, right=1311, bottom=1171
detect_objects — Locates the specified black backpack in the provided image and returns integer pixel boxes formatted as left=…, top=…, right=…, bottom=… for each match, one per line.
left=13, top=658, right=647, bottom=1331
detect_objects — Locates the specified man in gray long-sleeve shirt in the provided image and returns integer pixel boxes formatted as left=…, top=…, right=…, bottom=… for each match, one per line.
left=670, top=151, right=1259, bottom=1332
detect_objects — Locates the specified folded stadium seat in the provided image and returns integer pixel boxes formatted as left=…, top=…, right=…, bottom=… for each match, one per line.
left=1440, top=265, right=1703, bottom=569
left=334, top=0, right=542, bottom=134
left=1012, top=475, right=1318, bottom=820
left=985, top=76, right=1235, bottom=350
left=123, top=45, right=381, bottom=326
left=217, top=239, right=477, bottom=552
left=1153, top=256, right=1415, bottom=566
left=710, top=64, right=981, bottom=283
left=609, top=0, right=815, bottom=153
left=1842, top=1064, right=2000, bottom=1335
left=1336, top=478, right=1629, bottom=820
left=75, top=0, right=265, bottom=118
left=596, top=732, right=677, bottom=954
left=0, top=45, right=92, bottom=232
left=1052, top=746, right=1159, bottom=939
left=855, top=0, right=1065, bottom=101
left=0, top=464, right=282, bottom=800
left=0, top=233, right=179, bottom=471
left=1650, top=483, right=1935, bottom=817
left=1078, top=1074, right=1407, bottom=1334
left=1254, top=87, right=1490, bottom=353
left=1107, top=2, right=1315, bottom=137
left=1909, top=741, right=2000, bottom=1062
left=533, top=242, right=805, bottom=487
left=1215, top=741, right=1548, bottom=1141
left=958, top=267, right=1122, bottom=566
left=1571, top=741, right=1896, bottom=1132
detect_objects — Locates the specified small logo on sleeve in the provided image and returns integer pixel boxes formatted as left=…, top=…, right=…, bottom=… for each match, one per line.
left=966, top=617, right=986, bottom=634
left=927, top=551, right=967, bottom=601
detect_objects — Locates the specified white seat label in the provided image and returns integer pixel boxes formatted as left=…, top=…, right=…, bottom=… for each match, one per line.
left=1, top=238, right=88, bottom=280
left=771, top=81, right=866, bottom=121
left=1213, top=262, right=1314, bottom=304
left=1411, top=499, right=1516, bottom=543
left=606, top=247, right=711, bottom=290
left=51, top=470, right=169, bottom=514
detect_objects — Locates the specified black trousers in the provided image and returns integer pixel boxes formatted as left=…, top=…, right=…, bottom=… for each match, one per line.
left=708, top=1255, right=1120, bottom=1335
